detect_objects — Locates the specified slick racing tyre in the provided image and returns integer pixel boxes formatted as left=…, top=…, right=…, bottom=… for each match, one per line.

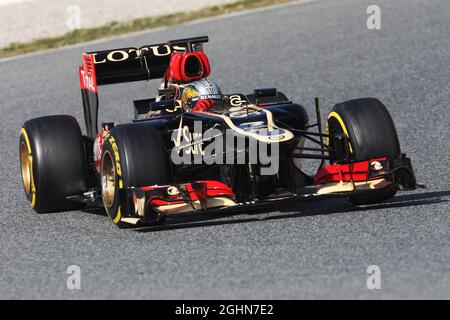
left=19, top=115, right=87, bottom=213
left=327, top=98, right=401, bottom=205
left=100, top=123, right=170, bottom=228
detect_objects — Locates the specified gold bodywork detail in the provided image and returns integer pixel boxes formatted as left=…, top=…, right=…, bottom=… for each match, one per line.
left=202, top=105, right=294, bottom=143
left=316, top=178, right=391, bottom=195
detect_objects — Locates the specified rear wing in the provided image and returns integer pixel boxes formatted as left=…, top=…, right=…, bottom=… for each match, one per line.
left=79, top=36, right=208, bottom=139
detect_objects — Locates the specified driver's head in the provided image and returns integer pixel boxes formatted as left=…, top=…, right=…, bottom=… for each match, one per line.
left=181, top=79, right=223, bottom=112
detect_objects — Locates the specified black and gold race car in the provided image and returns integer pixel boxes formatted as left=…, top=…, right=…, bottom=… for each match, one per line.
left=19, top=36, right=418, bottom=228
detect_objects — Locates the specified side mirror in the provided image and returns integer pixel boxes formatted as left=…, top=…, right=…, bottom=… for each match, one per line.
left=150, top=100, right=177, bottom=111
left=133, top=99, right=177, bottom=120
left=254, top=88, right=277, bottom=99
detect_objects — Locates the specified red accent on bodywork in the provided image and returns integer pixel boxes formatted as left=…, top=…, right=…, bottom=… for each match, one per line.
left=313, top=158, right=387, bottom=185
left=151, top=198, right=185, bottom=206
left=93, top=131, right=103, bottom=173
left=196, top=51, right=210, bottom=78
left=168, top=51, right=211, bottom=82
left=140, top=180, right=234, bottom=206
left=79, top=53, right=98, bottom=93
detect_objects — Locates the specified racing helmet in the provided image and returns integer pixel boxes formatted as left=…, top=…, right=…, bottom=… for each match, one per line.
left=181, top=79, right=223, bottom=110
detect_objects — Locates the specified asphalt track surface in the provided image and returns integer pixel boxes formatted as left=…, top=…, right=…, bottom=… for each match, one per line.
left=1, top=0, right=449, bottom=299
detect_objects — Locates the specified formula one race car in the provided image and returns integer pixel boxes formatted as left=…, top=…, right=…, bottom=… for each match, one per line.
left=19, top=36, right=418, bottom=228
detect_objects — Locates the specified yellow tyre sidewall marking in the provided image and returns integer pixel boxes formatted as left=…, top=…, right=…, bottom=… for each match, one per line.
left=20, top=128, right=36, bottom=208
left=114, top=207, right=122, bottom=225
left=327, top=111, right=353, bottom=154
left=107, top=136, right=123, bottom=224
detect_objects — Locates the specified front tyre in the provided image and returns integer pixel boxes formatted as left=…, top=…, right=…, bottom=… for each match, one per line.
left=327, top=98, right=400, bottom=205
left=100, top=123, right=170, bottom=228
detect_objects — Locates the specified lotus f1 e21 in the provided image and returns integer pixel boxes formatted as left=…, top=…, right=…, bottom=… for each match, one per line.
left=19, top=36, right=418, bottom=228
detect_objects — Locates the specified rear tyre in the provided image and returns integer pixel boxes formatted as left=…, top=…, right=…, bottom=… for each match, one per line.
left=100, top=123, right=170, bottom=228
left=327, top=98, right=400, bottom=205
left=19, top=115, right=87, bottom=213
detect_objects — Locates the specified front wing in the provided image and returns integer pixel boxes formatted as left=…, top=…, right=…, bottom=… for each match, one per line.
left=114, top=154, right=418, bottom=226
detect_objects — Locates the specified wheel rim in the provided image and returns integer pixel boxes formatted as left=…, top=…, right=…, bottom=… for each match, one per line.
left=101, top=150, right=116, bottom=208
left=20, top=141, right=31, bottom=195
left=328, top=118, right=352, bottom=164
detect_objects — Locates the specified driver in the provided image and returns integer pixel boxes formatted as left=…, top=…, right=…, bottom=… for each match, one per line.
left=180, top=79, right=224, bottom=112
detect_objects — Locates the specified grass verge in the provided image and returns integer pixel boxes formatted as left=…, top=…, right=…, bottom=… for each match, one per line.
left=0, top=0, right=293, bottom=58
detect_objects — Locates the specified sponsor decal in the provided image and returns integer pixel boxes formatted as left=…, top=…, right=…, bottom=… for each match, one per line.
left=370, top=161, right=383, bottom=171
left=229, top=94, right=246, bottom=107
left=92, top=45, right=186, bottom=64
left=79, top=69, right=96, bottom=92
left=199, top=94, right=222, bottom=100
left=167, top=186, right=180, bottom=196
